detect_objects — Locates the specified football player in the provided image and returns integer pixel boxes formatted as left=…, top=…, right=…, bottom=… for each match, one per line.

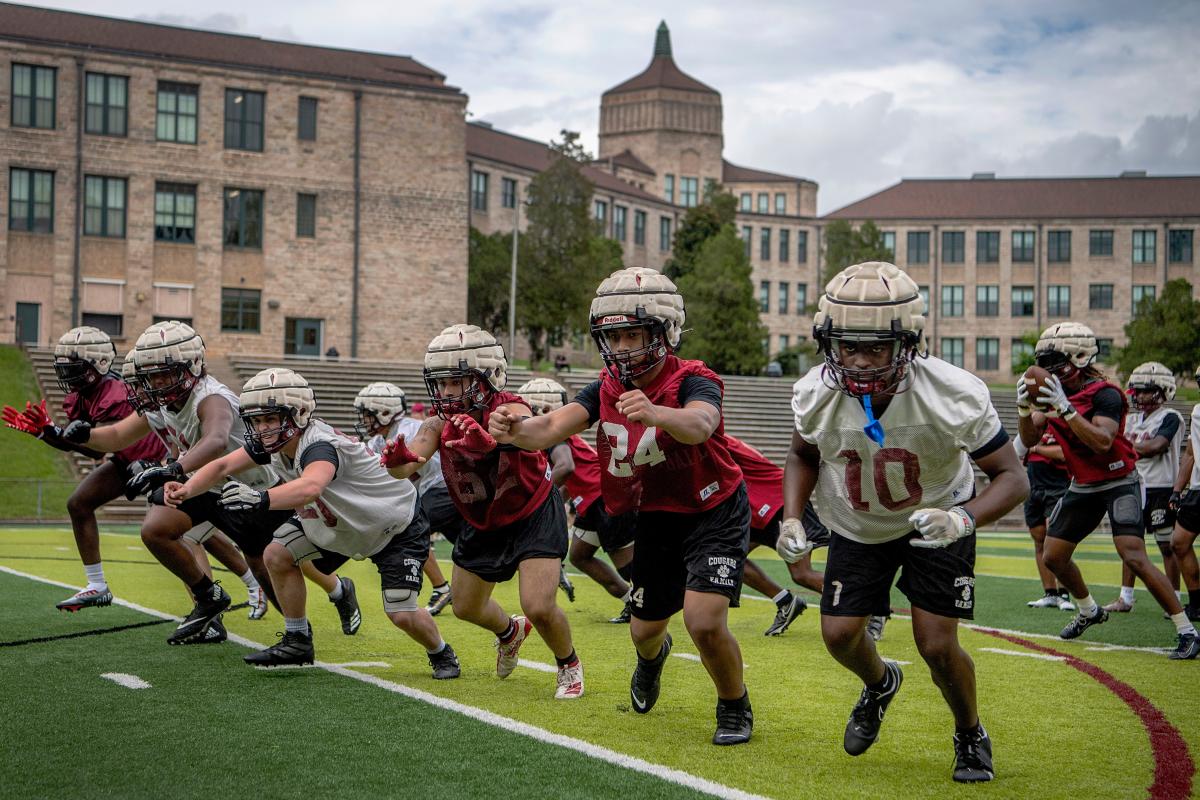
left=490, top=268, right=754, bottom=745
left=381, top=325, right=582, bottom=699
left=1169, top=366, right=1200, bottom=621
left=1104, top=363, right=1185, bottom=614
left=1017, top=428, right=1074, bottom=611
left=164, top=369, right=460, bottom=678
left=783, top=262, right=1028, bottom=782
left=3, top=327, right=165, bottom=611
left=1021, top=324, right=1198, bottom=659
left=355, top=382, right=456, bottom=616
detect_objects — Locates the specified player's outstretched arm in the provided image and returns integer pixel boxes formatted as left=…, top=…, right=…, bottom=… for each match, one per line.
left=68, top=411, right=152, bottom=455
left=384, top=416, right=441, bottom=479
left=492, top=402, right=589, bottom=451
left=177, top=394, right=238, bottom=473
left=164, top=447, right=256, bottom=506
left=963, top=440, right=1030, bottom=528
left=266, top=461, right=336, bottom=510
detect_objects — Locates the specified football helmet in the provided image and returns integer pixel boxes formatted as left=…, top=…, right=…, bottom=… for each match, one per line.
left=53, top=326, right=116, bottom=394
left=813, top=262, right=926, bottom=397
left=517, top=378, right=568, bottom=416
left=133, top=321, right=205, bottom=406
left=423, top=324, right=507, bottom=419
left=1127, top=361, right=1176, bottom=409
left=589, top=267, right=685, bottom=386
left=238, top=368, right=315, bottom=455
left=1034, top=322, right=1098, bottom=380
left=120, top=349, right=155, bottom=414
left=354, top=382, right=408, bottom=439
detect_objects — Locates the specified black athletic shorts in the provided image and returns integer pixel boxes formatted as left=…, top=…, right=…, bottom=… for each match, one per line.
left=748, top=503, right=831, bottom=550
left=1175, top=489, right=1200, bottom=535
left=304, top=506, right=432, bottom=595
left=420, top=484, right=463, bottom=543
left=1047, top=479, right=1145, bottom=542
left=149, top=486, right=291, bottom=557
left=1143, top=487, right=1176, bottom=539
left=629, top=482, right=751, bottom=621
left=821, top=530, right=977, bottom=620
left=1024, top=461, right=1071, bottom=528
left=572, top=501, right=636, bottom=552
left=452, top=487, right=568, bottom=583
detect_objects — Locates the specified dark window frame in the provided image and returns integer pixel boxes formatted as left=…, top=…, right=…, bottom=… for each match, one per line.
left=940, top=285, right=964, bottom=317
left=1012, top=230, right=1036, bottom=262
left=223, top=187, right=264, bottom=249
left=1088, top=283, right=1113, bottom=310
left=296, top=193, right=317, bottom=238
left=659, top=216, right=672, bottom=252
left=224, top=88, right=265, bottom=152
left=907, top=231, right=930, bottom=264
left=976, top=285, right=999, bottom=317
left=1011, top=285, right=1035, bottom=317
left=760, top=227, right=771, bottom=261
left=471, top=170, right=488, bottom=212
left=8, top=167, right=54, bottom=233
left=1132, top=230, right=1156, bottom=264
left=976, top=230, right=999, bottom=263
left=940, top=337, right=964, bottom=368
left=501, top=177, right=516, bottom=209
left=11, top=63, right=56, bottom=129
left=1169, top=229, right=1194, bottom=263
left=156, top=81, right=199, bottom=143
left=221, top=287, right=261, bottom=333
left=297, top=96, right=318, bottom=141
left=154, top=182, right=196, bottom=244
left=1047, top=285, right=1071, bottom=317
left=797, top=230, right=808, bottom=263
left=614, top=205, right=627, bottom=241
left=976, top=337, right=1000, bottom=371
left=81, top=312, right=123, bottom=338
left=779, top=228, right=790, bottom=262
left=84, top=72, right=128, bottom=137
left=942, top=231, right=965, bottom=263
left=1089, top=229, right=1114, bottom=256
left=758, top=280, right=770, bottom=313
left=1047, top=230, right=1071, bottom=263
left=83, top=175, right=126, bottom=238
left=633, top=209, right=646, bottom=246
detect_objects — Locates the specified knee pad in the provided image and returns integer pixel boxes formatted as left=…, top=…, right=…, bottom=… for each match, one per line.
left=1112, top=494, right=1142, bottom=527
left=383, top=588, right=418, bottom=613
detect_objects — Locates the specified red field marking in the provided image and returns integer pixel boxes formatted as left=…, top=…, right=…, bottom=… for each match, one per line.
left=979, top=628, right=1193, bottom=800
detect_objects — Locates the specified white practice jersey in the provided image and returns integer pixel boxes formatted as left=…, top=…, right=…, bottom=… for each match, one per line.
left=158, top=375, right=276, bottom=490
left=1127, top=406, right=1183, bottom=489
left=367, top=417, right=445, bottom=495
left=275, top=419, right=418, bottom=559
left=792, top=357, right=1005, bottom=544
left=143, top=408, right=174, bottom=457
left=1191, top=404, right=1200, bottom=489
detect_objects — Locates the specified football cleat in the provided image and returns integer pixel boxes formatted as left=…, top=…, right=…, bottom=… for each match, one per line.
left=630, top=633, right=672, bottom=714
left=495, top=615, right=532, bottom=678
left=168, top=583, right=231, bottom=645
left=712, top=693, right=753, bottom=746
left=558, top=565, right=576, bottom=603
left=193, top=616, right=228, bottom=644
left=1027, top=593, right=1061, bottom=608
left=426, top=585, right=452, bottom=617
left=555, top=660, right=584, bottom=700
left=1169, top=632, right=1200, bottom=660
left=428, top=643, right=462, bottom=679
left=952, top=726, right=995, bottom=782
left=330, top=577, right=362, bottom=635
left=1058, top=595, right=1076, bottom=612
left=56, top=586, right=113, bottom=612
left=247, top=586, right=268, bottom=620
left=1060, top=607, right=1108, bottom=640
left=844, top=661, right=903, bottom=756
left=244, top=629, right=315, bottom=667
left=764, top=593, right=806, bottom=636
left=1102, top=597, right=1134, bottom=613
left=866, top=614, right=889, bottom=642
left=609, top=601, right=632, bottom=624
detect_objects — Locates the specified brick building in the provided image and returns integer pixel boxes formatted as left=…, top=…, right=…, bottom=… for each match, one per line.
left=0, top=3, right=468, bottom=360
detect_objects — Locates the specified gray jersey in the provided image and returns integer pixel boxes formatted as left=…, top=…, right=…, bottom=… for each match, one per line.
left=367, top=417, right=445, bottom=495
left=274, top=419, right=418, bottom=559
left=1127, top=406, right=1183, bottom=489
left=159, top=375, right=275, bottom=490
left=792, top=357, right=1003, bottom=544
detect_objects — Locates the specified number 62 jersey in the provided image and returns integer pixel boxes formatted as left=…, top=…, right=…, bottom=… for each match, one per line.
left=791, top=357, right=1007, bottom=545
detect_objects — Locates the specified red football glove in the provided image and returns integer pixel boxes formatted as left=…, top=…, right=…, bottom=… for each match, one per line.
left=22, top=399, right=54, bottom=432
left=445, top=414, right=497, bottom=455
left=379, top=435, right=425, bottom=469
left=3, top=400, right=51, bottom=436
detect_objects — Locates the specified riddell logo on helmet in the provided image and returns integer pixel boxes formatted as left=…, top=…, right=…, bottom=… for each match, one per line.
left=600, top=315, right=634, bottom=325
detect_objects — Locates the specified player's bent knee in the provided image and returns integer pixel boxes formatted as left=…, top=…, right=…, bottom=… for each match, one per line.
left=263, top=542, right=294, bottom=572
left=382, top=588, right=418, bottom=614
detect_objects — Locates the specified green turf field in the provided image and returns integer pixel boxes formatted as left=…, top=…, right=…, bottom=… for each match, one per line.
left=2, top=526, right=1196, bottom=799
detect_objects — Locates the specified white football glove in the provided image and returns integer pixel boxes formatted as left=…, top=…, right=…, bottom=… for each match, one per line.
left=1037, top=375, right=1077, bottom=420
left=1016, top=381, right=1032, bottom=418
left=776, top=517, right=813, bottom=563
left=218, top=479, right=269, bottom=513
left=908, top=506, right=974, bottom=549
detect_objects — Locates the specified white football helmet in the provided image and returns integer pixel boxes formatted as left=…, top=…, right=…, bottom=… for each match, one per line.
left=133, top=320, right=206, bottom=405
left=119, top=348, right=154, bottom=414
left=1127, top=361, right=1176, bottom=408
left=589, top=267, right=685, bottom=386
left=1035, top=322, right=1098, bottom=384
left=423, top=324, right=507, bottom=418
left=354, top=382, right=408, bottom=438
left=517, top=378, right=568, bottom=416
left=813, top=262, right=926, bottom=397
left=53, top=326, right=116, bottom=393
left=239, top=368, right=316, bottom=455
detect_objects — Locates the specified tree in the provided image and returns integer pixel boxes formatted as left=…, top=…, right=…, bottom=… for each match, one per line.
left=1010, top=330, right=1041, bottom=377
left=467, top=227, right=513, bottom=335
left=676, top=225, right=768, bottom=375
left=774, top=341, right=819, bottom=376
left=822, top=219, right=893, bottom=287
left=663, top=187, right=737, bottom=282
left=1115, top=278, right=1200, bottom=378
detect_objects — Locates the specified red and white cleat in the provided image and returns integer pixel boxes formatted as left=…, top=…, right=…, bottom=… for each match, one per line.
left=555, top=660, right=584, bottom=700
left=494, top=615, right=532, bottom=679
left=247, top=586, right=268, bottom=620
left=55, top=586, right=113, bottom=612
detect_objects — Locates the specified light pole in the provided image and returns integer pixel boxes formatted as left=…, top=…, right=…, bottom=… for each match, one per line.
left=508, top=186, right=520, bottom=360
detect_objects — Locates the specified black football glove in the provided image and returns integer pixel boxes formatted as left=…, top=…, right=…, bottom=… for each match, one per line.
left=63, top=420, right=93, bottom=444
left=125, top=459, right=184, bottom=499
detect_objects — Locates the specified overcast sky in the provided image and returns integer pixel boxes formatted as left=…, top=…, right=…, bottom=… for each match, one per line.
left=31, top=0, right=1200, bottom=213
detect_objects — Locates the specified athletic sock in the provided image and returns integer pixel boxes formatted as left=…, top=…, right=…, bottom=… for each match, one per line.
left=427, top=640, right=447, bottom=656
left=239, top=569, right=260, bottom=590
left=772, top=589, right=791, bottom=606
left=497, top=618, right=517, bottom=643
left=284, top=616, right=309, bottom=634
left=867, top=666, right=895, bottom=694
left=1175, top=590, right=1184, bottom=604
left=1119, top=586, right=1136, bottom=605
left=1169, top=612, right=1197, bottom=636
left=956, top=722, right=983, bottom=737
left=432, top=582, right=449, bottom=593
left=191, top=575, right=214, bottom=598
left=328, top=579, right=345, bottom=601
left=1076, top=595, right=1099, bottom=616
left=555, top=649, right=578, bottom=668
left=1056, top=588, right=1070, bottom=599
left=84, top=562, right=107, bottom=590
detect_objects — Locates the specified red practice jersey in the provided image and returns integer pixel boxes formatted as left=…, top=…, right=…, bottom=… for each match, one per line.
left=1044, top=379, right=1137, bottom=484
left=64, top=374, right=166, bottom=464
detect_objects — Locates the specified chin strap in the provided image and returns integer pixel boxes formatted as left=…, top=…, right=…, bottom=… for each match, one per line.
left=862, top=395, right=885, bottom=446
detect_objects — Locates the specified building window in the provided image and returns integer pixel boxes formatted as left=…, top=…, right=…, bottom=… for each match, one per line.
left=659, top=216, right=672, bottom=251
left=976, top=338, right=999, bottom=371
left=85, top=73, right=127, bottom=136
left=594, top=200, right=607, bottom=227
left=742, top=226, right=752, bottom=259
left=740, top=193, right=751, bottom=211
left=976, top=285, right=999, bottom=317
left=81, top=313, right=123, bottom=338
left=940, top=285, right=964, bottom=317
left=942, top=231, right=965, bottom=263
left=8, top=167, right=54, bottom=233
left=501, top=178, right=516, bottom=209
left=919, top=285, right=930, bottom=311
left=1047, top=230, right=1071, bottom=263
left=1096, top=338, right=1113, bottom=360
left=778, top=334, right=790, bottom=352
left=778, top=282, right=789, bottom=315
left=759, top=281, right=770, bottom=313
left=1088, top=283, right=1113, bottom=310
left=941, top=338, right=964, bottom=368
left=1012, top=286, right=1034, bottom=317
left=470, top=170, right=489, bottom=212
left=703, top=178, right=717, bottom=201
left=223, top=188, right=263, bottom=249
left=779, top=229, right=790, bottom=263
left=633, top=210, right=646, bottom=246
left=680, top=177, right=699, bottom=208
left=882, top=231, right=896, bottom=258
left=11, top=63, right=55, bottom=129
left=154, top=183, right=196, bottom=244
left=156, top=82, right=198, bottom=143
left=796, top=283, right=807, bottom=314
left=1169, top=230, right=1194, bottom=263
left=296, top=193, right=316, bottom=238
left=775, top=193, right=786, bottom=215
left=1011, top=339, right=1034, bottom=371
left=1012, top=231, right=1036, bottom=262
left=221, top=288, right=261, bottom=333
left=1133, top=230, right=1156, bottom=264
left=976, top=231, right=999, bottom=263
left=757, top=193, right=769, bottom=214
left=83, top=176, right=126, bottom=238
left=664, top=174, right=675, bottom=204
left=614, top=206, right=627, bottom=241
left=1089, top=229, right=1114, bottom=256
left=907, top=231, right=930, bottom=264
left=297, top=96, right=318, bottom=141
left=224, top=89, right=264, bottom=152
left=1132, top=284, right=1156, bottom=315
left=1047, top=285, right=1071, bottom=317
left=760, top=228, right=771, bottom=261
left=797, top=230, right=808, bottom=263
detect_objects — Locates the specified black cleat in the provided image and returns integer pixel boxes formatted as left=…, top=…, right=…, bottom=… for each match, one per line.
left=844, top=661, right=903, bottom=756
left=189, top=616, right=227, bottom=644
left=609, top=600, right=632, bottom=624
left=764, top=593, right=806, bottom=636
left=712, top=693, right=753, bottom=745
left=330, top=577, right=362, bottom=635
left=1169, top=631, right=1200, bottom=660
left=168, top=583, right=231, bottom=645
left=559, top=565, right=576, bottom=603
left=428, top=643, right=462, bottom=679
left=426, top=585, right=452, bottom=617
left=1059, top=607, right=1108, bottom=640
left=630, top=633, right=672, bottom=714
left=244, top=629, right=315, bottom=667
left=952, top=726, right=995, bottom=782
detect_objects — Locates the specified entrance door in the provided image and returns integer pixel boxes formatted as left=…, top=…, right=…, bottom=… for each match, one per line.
left=285, top=318, right=323, bottom=357
left=15, top=302, right=40, bottom=345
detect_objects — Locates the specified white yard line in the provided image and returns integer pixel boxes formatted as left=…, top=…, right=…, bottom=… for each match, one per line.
left=101, top=672, right=152, bottom=689
left=672, top=653, right=702, bottom=663
left=517, top=658, right=557, bottom=673
left=978, top=647, right=1065, bottom=661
